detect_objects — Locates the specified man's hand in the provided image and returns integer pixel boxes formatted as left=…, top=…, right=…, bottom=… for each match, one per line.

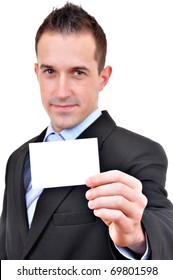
left=85, top=170, right=148, bottom=255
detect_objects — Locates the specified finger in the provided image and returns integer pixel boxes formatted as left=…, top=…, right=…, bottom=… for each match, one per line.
left=86, top=183, right=135, bottom=202
left=86, top=170, right=142, bottom=190
left=94, top=209, right=145, bottom=247
left=88, top=196, right=136, bottom=219
left=93, top=208, right=129, bottom=231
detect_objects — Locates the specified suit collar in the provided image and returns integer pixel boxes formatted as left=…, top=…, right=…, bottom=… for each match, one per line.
left=77, top=110, right=116, bottom=148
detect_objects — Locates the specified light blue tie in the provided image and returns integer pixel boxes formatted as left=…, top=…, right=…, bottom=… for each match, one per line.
left=25, top=132, right=64, bottom=228
left=45, top=132, right=65, bottom=142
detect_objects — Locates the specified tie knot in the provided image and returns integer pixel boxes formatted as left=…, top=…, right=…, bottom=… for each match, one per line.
left=46, top=132, right=64, bottom=142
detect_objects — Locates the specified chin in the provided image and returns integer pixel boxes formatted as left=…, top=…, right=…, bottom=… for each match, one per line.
left=52, top=114, right=84, bottom=131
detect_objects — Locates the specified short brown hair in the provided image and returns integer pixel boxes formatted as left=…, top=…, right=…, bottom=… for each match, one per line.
left=35, top=2, right=107, bottom=73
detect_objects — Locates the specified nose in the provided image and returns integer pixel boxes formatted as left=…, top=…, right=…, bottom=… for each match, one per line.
left=55, top=74, right=70, bottom=99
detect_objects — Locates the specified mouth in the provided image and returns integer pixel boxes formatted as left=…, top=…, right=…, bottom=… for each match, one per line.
left=51, top=103, right=77, bottom=112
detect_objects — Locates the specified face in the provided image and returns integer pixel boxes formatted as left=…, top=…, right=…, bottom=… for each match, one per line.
left=35, top=31, right=112, bottom=132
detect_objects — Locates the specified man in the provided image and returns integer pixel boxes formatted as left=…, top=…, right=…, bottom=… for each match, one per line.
left=0, top=2, right=173, bottom=260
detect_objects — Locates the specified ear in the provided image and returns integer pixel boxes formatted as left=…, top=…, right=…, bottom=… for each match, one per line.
left=99, top=65, right=112, bottom=91
left=34, top=63, right=39, bottom=79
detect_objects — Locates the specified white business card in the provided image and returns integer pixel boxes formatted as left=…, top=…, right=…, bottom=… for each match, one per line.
left=29, top=138, right=100, bottom=189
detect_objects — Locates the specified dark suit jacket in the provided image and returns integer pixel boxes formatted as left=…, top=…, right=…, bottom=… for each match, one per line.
left=1, top=111, right=173, bottom=259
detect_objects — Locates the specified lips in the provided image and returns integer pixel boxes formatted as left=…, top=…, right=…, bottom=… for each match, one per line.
left=51, top=103, right=77, bottom=111
left=49, top=97, right=79, bottom=112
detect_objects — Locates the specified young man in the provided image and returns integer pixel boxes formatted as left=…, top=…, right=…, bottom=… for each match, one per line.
left=0, top=2, right=173, bottom=260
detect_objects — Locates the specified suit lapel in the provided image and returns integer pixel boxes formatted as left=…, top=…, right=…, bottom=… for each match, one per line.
left=12, top=129, right=47, bottom=253
left=14, top=148, right=29, bottom=243
left=77, top=110, right=116, bottom=147
left=16, top=129, right=74, bottom=258
left=22, top=186, right=73, bottom=258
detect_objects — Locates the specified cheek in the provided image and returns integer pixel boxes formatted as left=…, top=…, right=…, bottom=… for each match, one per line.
left=39, top=85, right=50, bottom=110
left=81, top=91, right=99, bottom=110
left=40, top=93, right=47, bottom=111
left=79, top=80, right=99, bottom=100
left=39, top=80, right=52, bottom=100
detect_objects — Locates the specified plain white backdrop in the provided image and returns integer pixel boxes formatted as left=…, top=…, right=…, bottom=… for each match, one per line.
left=0, top=0, right=173, bottom=212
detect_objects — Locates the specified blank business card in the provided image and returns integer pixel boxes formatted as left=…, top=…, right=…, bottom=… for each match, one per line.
left=29, top=138, right=100, bottom=189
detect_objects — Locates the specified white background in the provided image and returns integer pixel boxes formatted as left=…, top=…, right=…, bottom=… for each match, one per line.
left=0, top=0, right=173, bottom=212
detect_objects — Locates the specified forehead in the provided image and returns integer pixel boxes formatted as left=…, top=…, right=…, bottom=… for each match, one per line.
left=37, top=31, right=96, bottom=59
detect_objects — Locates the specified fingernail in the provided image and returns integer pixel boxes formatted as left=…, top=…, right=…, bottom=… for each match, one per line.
left=88, top=200, right=94, bottom=209
left=85, top=190, right=90, bottom=200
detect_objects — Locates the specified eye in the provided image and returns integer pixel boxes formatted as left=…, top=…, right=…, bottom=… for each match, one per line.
left=44, top=69, right=55, bottom=75
left=74, top=69, right=86, bottom=76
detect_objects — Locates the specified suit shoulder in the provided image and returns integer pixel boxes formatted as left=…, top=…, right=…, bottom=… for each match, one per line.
left=99, top=111, right=165, bottom=156
left=106, top=125, right=167, bottom=162
left=115, top=125, right=163, bottom=146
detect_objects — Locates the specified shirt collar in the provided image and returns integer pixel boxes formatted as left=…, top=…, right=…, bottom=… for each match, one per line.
left=44, top=108, right=102, bottom=141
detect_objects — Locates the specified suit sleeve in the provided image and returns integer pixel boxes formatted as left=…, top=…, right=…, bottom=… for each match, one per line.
left=127, top=140, right=173, bottom=259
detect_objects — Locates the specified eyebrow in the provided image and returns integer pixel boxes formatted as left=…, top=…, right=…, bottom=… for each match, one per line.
left=72, top=66, right=90, bottom=73
left=40, top=64, right=54, bottom=69
left=39, top=64, right=90, bottom=73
